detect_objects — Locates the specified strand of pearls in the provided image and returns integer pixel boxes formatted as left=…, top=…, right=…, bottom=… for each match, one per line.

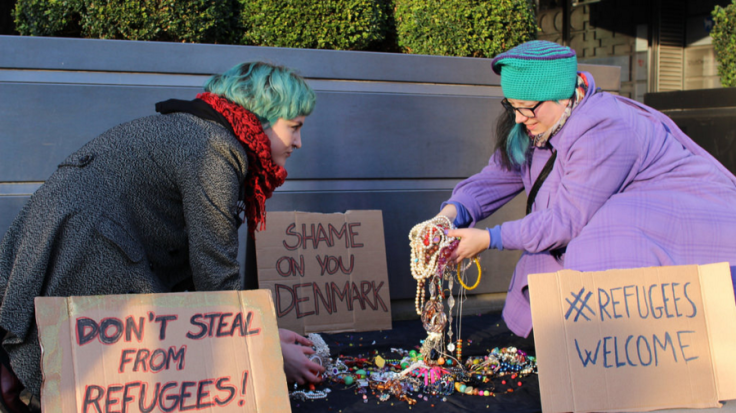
left=290, top=389, right=331, bottom=400
left=409, top=216, right=456, bottom=314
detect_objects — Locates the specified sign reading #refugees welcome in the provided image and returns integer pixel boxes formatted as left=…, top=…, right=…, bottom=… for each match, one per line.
left=256, top=210, right=392, bottom=334
left=35, top=290, right=289, bottom=413
left=529, top=262, right=736, bottom=413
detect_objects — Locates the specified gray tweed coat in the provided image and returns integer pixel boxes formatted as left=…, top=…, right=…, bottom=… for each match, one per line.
left=0, top=112, right=248, bottom=395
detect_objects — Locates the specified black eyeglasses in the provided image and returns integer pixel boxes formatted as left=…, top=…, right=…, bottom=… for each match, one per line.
left=501, top=99, right=544, bottom=118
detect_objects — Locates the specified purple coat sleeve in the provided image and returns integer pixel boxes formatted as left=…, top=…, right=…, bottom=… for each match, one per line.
left=446, top=152, right=525, bottom=228
left=501, top=116, right=641, bottom=252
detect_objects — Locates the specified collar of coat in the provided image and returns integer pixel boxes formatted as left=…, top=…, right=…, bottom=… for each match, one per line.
left=156, top=97, right=235, bottom=135
left=155, top=94, right=287, bottom=237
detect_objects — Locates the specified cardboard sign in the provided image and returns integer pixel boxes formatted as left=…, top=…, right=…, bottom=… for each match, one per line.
left=256, top=210, right=392, bottom=334
left=35, top=290, right=290, bottom=413
left=529, top=262, right=736, bottom=413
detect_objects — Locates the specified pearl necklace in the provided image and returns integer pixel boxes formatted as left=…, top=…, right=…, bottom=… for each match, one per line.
left=290, top=389, right=330, bottom=400
left=409, top=216, right=456, bottom=314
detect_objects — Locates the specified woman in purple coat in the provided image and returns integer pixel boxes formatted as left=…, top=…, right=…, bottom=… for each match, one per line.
left=437, top=40, right=736, bottom=338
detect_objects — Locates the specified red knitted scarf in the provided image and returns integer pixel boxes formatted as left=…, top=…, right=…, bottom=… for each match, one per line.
left=197, top=92, right=287, bottom=237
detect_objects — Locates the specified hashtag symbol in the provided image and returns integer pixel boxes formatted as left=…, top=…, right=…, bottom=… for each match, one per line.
left=564, top=287, right=596, bottom=322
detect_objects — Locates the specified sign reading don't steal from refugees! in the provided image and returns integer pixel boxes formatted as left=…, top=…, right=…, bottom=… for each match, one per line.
left=35, top=290, right=289, bottom=413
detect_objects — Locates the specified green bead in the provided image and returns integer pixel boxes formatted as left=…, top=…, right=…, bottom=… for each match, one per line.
left=401, top=362, right=409, bottom=369
left=356, top=369, right=367, bottom=378
left=344, top=375, right=354, bottom=385
left=409, top=350, right=418, bottom=358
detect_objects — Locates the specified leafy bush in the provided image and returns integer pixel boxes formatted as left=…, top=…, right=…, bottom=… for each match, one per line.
left=395, top=0, right=537, bottom=57
left=711, top=0, right=736, bottom=87
left=82, top=0, right=238, bottom=43
left=14, top=0, right=83, bottom=37
left=14, top=0, right=238, bottom=43
left=239, top=0, right=388, bottom=50
left=13, top=0, right=537, bottom=58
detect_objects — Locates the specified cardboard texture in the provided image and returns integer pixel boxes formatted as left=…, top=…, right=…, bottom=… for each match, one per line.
left=529, top=262, right=736, bottom=413
left=35, top=290, right=290, bottom=413
left=256, top=210, right=392, bottom=334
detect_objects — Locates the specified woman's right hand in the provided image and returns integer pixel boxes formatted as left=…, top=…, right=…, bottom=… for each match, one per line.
left=446, top=228, right=490, bottom=262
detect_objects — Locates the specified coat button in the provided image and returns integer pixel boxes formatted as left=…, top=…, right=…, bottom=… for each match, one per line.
left=78, top=154, right=94, bottom=167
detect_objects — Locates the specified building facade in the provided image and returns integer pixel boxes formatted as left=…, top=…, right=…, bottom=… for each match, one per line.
left=537, top=0, right=730, bottom=101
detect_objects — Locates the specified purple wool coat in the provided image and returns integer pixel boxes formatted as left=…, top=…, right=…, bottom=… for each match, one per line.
left=447, top=72, right=736, bottom=338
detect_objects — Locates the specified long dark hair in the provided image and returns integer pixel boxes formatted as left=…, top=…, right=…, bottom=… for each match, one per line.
left=494, top=109, right=530, bottom=170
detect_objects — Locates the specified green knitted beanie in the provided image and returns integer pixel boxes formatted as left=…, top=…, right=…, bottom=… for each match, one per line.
left=491, top=40, right=577, bottom=102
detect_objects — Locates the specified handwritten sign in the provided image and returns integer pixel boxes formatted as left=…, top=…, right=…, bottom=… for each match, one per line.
left=35, top=290, right=290, bottom=413
left=529, top=263, right=736, bottom=413
left=256, top=210, right=392, bottom=334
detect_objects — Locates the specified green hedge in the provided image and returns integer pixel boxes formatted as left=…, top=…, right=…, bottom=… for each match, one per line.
left=239, top=0, right=388, bottom=50
left=14, top=0, right=83, bottom=37
left=395, top=0, right=537, bottom=57
left=14, top=0, right=237, bottom=43
left=14, top=0, right=536, bottom=57
left=82, top=0, right=237, bottom=43
left=712, top=0, right=736, bottom=87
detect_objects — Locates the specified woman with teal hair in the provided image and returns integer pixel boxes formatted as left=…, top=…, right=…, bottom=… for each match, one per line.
left=432, top=40, right=736, bottom=339
left=0, top=61, right=322, bottom=409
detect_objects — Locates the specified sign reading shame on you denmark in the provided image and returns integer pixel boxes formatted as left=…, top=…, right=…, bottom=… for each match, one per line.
left=529, top=262, right=736, bottom=413
left=256, top=211, right=392, bottom=334
left=35, top=290, right=289, bottom=413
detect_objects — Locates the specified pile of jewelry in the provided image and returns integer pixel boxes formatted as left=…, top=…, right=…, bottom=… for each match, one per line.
left=464, top=347, right=537, bottom=378
left=288, top=215, right=538, bottom=405
left=290, top=343, right=537, bottom=405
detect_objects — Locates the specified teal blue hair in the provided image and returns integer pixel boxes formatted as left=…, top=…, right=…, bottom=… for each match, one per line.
left=205, top=62, right=316, bottom=129
left=506, top=123, right=530, bottom=166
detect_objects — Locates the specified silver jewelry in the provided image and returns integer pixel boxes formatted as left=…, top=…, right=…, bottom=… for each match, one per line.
left=328, top=358, right=349, bottom=377
left=290, top=389, right=331, bottom=400
left=307, top=333, right=332, bottom=370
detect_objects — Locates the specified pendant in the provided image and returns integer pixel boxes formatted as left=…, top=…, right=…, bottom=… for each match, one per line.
left=447, top=343, right=455, bottom=352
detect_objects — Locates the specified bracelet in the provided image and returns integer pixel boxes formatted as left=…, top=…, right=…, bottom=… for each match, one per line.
left=456, top=257, right=481, bottom=290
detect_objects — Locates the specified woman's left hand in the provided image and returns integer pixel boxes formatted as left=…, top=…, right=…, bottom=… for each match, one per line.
left=279, top=328, right=325, bottom=385
left=279, top=328, right=313, bottom=347
left=446, top=228, right=490, bottom=262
